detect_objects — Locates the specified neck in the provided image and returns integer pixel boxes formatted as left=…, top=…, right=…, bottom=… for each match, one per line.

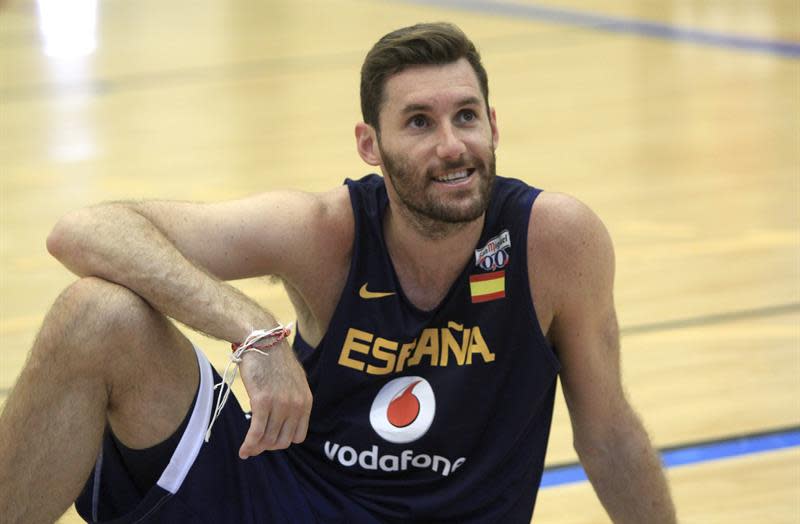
left=384, top=203, right=484, bottom=309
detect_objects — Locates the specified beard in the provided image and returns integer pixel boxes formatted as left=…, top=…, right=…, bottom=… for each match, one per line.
left=379, top=143, right=496, bottom=230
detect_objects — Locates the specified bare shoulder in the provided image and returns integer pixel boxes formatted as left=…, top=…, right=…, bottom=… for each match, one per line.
left=527, top=192, right=615, bottom=334
left=300, top=185, right=354, bottom=270
left=273, top=186, right=354, bottom=341
left=529, top=192, right=613, bottom=268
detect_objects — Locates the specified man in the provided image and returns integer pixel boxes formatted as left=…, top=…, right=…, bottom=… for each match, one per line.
left=0, top=23, right=676, bottom=523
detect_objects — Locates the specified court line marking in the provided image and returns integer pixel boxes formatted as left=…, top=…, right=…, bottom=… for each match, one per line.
left=398, top=0, right=800, bottom=58
left=542, top=425, right=800, bottom=488
left=7, top=1, right=798, bottom=102
left=621, top=302, right=800, bottom=336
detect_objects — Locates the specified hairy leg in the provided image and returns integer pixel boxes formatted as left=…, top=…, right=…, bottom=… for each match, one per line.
left=0, top=277, right=199, bottom=524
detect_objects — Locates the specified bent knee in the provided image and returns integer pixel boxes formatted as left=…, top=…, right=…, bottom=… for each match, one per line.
left=59, top=277, right=152, bottom=323
left=46, top=277, right=165, bottom=354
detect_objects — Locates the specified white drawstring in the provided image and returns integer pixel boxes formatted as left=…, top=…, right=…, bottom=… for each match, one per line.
left=204, top=323, right=293, bottom=442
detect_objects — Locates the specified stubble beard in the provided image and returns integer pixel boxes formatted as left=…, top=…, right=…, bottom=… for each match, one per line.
left=379, top=144, right=497, bottom=239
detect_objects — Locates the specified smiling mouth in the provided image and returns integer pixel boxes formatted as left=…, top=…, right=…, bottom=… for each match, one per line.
left=433, top=168, right=475, bottom=185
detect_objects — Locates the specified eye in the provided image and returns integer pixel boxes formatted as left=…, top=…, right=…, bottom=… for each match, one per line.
left=457, top=109, right=478, bottom=123
left=408, top=115, right=429, bottom=129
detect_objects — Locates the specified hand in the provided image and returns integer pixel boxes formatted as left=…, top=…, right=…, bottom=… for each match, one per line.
left=237, top=341, right=313, bottom=458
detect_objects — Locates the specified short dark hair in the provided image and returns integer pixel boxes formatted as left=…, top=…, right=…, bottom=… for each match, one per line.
left=360, top=22, right=490, bottom=131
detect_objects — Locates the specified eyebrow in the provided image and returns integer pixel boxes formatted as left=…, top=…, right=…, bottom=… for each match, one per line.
left=400, top=96, right=483, bottom=114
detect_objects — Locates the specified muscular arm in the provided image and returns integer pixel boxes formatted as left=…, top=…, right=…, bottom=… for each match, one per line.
left=46, top=188, right=353, bottom=456
left=49, top=201, right=261, bottom=343
left=47, top=191, right=348, bottom=341
left=530, top=193, right=676, bottom=523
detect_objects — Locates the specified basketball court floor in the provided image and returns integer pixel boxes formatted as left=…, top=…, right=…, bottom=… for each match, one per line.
left=1, top=1, right=798, bottom=522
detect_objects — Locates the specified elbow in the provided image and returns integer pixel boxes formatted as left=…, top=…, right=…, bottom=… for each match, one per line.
left=47, top=213, right=74, bottom=261
left=46, top=207, right=98, bottom=264
left=573, top=434, right=609, bottom=465
left=572, top=413, right=652, bottom=469
left=571, top=419, right=628, bottom=466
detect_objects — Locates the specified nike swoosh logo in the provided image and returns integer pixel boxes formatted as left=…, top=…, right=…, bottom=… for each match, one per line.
left=359, top=283, right=395, bottom=299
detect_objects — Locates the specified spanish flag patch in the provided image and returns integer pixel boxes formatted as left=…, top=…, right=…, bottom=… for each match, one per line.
left=469, top=270, right=506, bottom=303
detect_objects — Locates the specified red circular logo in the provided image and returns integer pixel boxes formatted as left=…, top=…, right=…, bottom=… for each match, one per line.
left=369, top=376, right=435, bottom=444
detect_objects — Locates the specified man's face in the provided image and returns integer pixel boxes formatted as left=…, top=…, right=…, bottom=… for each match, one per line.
left=375, top=58, right=498, bottom=231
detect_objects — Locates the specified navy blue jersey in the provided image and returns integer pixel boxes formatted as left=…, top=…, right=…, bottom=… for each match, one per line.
left=289, top=174, right=560, bottom=523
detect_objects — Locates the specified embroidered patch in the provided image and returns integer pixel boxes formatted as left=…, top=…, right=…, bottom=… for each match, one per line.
left=469, top=270, right=506, bottom=303
left=474, top=230, right=511, bottom=271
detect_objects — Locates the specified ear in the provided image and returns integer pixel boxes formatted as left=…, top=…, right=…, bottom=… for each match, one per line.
left=355, top=122, right=382, bottom=166
left=489, top=107, right=499, bottom=149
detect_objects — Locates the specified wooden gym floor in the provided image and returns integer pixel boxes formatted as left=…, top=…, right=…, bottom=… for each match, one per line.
left=1, top=0, right=798, bottom=522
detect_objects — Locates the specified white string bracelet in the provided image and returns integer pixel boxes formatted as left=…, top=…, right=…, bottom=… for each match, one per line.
left=204, top=322, right=293, bottom=442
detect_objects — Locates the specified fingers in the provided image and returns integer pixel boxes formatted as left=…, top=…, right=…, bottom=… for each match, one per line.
left=293, top=403, right=310, bottom=444
left=238, top=392, right=312, bottom=459
left=263, top=401, right=289, bottom=448
left=275, top=417, right=298, bottom=450
left=238, top=346, right=313, bottom=458
left=239, top=409, right=267, bottom=459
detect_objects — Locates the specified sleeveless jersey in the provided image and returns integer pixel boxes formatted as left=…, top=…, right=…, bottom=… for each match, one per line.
left=288, top=174, right=560, bottom=523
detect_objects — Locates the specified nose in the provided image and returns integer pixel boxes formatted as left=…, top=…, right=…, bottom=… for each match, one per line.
left=436, top=123, right=467, bottom=160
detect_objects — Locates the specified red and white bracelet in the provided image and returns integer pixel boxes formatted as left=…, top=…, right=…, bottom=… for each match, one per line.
left=231, top=323, right=293, bottom=357
left=205, top=322, right=294, bottom=442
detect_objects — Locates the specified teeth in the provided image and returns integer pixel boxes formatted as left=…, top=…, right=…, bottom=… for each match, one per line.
left=436, top=170, right=469, bottom=182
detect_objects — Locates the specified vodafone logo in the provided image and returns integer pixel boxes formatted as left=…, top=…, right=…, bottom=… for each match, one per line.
left=324, top=376, right=464, bottom=477
left=369, top=376, right=435, bottom=444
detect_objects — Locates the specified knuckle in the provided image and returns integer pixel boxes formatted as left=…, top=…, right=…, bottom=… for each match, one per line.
left=273, top=395, right=291, bottom=412
left=251, top=392, right=272, bottom=409
left=294, top=390, right=311, bottom=409
left=288, top=394, right=306, bottom=410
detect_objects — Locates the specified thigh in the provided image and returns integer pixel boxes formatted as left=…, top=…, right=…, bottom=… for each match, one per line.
left=76, top=347, right=319, bottom=524
left=102, top=291, right=199, bottom=451
left=40, top=276, right=200, bottom=451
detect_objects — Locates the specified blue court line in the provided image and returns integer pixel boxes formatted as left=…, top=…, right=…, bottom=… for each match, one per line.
left=400, top=0, right=800, bottom=59
left=541, top=426, right=800, bottom=488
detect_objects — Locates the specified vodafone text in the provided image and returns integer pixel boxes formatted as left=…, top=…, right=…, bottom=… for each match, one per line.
left=324, top=441, right=466, bottom=477
left=338, top=322, right=496, bottom=375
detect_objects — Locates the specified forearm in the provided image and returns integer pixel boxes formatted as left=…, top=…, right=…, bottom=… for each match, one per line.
left=47, top=203, right=273, bottom=343
left=577, top=412, right=676, bottom=523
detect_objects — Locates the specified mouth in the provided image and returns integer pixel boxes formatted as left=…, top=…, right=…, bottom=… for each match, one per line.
left=433, top=168, right=476, bottom=186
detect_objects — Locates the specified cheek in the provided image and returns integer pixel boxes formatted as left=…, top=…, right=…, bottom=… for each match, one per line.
left=398, top=138, right=434, bottom=159
left=394, top=145, right=431, bottom=172
left=470, top=131, right=496, bottom=154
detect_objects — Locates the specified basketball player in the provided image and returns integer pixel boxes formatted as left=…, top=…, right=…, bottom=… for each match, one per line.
left=0, top=23, right=676, bottom=523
